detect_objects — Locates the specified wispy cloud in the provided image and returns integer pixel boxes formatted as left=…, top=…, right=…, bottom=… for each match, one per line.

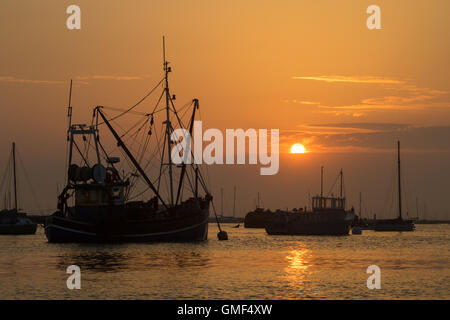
left=0, top=76, right=64, bottom=85
left=281, top=124, right=450, bottom=153
left=0, top=74, right=151, bottom=85
left=74, top=75, right=151, bottom=81
left=292, top=75, right=404, bottom=85
left=287, top=76, right=448, bottom=117
left=282, top=99, right=320, bottom=105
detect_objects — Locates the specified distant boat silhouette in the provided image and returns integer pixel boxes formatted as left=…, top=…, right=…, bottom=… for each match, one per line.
left=0, top=143, right=37, bottom=235
left=265, top=168, right=355, bottom=235
left=374, top=141, right=415, bottom=232
left=244, top=192, right=273, bottom=228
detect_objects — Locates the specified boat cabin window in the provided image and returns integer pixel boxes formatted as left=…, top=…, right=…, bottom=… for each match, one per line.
left=312, top=196, right=345, bottom=210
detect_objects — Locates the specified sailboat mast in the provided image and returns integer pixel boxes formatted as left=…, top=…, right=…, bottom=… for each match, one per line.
left=359, top=191, right=362, bottom=218
left=257, top=192, right=260, bottom=208
left=163, top=37, right=174, bottom=206
left=320, top=166, right=324, bottom=198
left=233, top=186, right=236, bottom=218
left=397, top=140, right=402, bottom=220
left=221, top=188, right=224, bottom=216
left=340, top=169, right=343, bottom=198
left=12, top=142, right=18, bottom=211
left=416, top=196, right=419, bottom=219
left=67, top=80, right=73, bottom=141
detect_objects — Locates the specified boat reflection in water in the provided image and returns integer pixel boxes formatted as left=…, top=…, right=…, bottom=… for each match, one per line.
left=55, top=245, right=212, bottom=273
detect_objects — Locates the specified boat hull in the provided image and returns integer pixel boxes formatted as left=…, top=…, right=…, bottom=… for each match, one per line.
left=0, top=223, right=37, bottom=235
left=373, top=223, right=415, bottom=232
left=265, top=210, right=354, bottom=236
left=244, top=210, right=271, bottom=228
left=44, top=200, right=210, bottom=243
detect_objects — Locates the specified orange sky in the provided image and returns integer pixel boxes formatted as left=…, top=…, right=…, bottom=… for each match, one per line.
left=0, top=0, right=449, bottom=218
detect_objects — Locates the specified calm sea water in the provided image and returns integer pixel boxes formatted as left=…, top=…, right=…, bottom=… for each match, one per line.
left=0, top=224, right=448, bottom=299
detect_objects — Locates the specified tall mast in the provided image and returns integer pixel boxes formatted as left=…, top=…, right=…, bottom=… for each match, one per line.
left=66, top=80, right=73, bottom=185
left=12, top=142, right=18, bottom=211
left=257, top=192, right=260, bottom=208
left=67, top=80, right=73, bottom=141
left=340, top=168, right=343, bottom=198
left=359, top=191, right=362, bottom=218
left=416, top=196, right=419, bottom=219
left=397, top=140, right=402, bottom=220
left=233, top=186, right=236, bottom=218
left=221, top=188, right=224, bottom=216
left=163, top=36, right=174, bottom=206
left=320, top=166, right=324, bottom=198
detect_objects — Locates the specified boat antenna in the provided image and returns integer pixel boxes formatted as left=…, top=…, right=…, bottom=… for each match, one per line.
left=12, top=142, right=18, bottom=211
left=397, top=140, right=402, bottom=220
left=163, top=36, right=174, bottom=206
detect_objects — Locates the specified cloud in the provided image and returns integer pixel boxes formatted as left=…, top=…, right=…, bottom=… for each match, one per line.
left=74, top=75, right=150, bottom=81
left=0, top=74, right=151, bottom=85
left=282, top=124, right=450, bottom=152
left=292, top=75, right=404, bottom=84
left=288, top=76, right=449, bottom=117
left=0, top=76, right=64, bottom=85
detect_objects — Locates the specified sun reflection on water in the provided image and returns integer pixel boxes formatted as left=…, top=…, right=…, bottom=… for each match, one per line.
left=286, top=249, right=310, bottom=271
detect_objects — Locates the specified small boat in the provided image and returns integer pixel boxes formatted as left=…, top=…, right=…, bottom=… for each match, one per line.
left=374, top=141, right=415, bottom=232
left=351, top=226, right=362, bottom=235
left=0, top=210, right=37, bottom=235
left=0, top=143, right=37, bottom=235
left=244, top=193, right=272, bottom=228
left=265, top=168, right=355, bottom=236
left=45, top=40, right=212, bottom=243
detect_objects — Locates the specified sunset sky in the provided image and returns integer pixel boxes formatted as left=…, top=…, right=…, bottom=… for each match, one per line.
left=0, top=0, right=449, bottom=218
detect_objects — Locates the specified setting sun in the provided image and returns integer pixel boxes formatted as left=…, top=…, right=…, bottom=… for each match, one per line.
left=290, top=143, right=306, bottom=154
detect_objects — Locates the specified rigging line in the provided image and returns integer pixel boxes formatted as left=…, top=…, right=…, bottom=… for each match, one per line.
left=97, top=78, right=164, bottom=125
left=104, top=112, right=150, bottom=156
left=0, top=151, right=13, bottom=195
left=326, top=173, right=340, bottom=197
left=136, top=120, right=153, bottom=162
left=16, top=149, right=43, bottom=214
left=81, top=115, right=95, bottom=163
left=141, top=119, right=165, bottom=180
left=123, top=120, right=152, bottom=180
left=127, top=118, right=163, bottom=190
left=119, top=116, right=148, bottom=139
left=72, top=140, right=90, bottom=167
left=157, top=127, right=168, bottom=193
left=128, top=186, right=151, bottom=201
left=102, top=106, right=154, bottom=117
left=194, top=105, right=212, bottom=193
